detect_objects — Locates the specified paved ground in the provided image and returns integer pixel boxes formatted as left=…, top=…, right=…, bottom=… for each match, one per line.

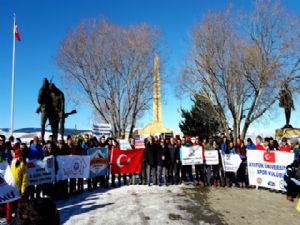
left=202, top=187, right=300, bottom=225
left=57, top=185, right=300, bottom=225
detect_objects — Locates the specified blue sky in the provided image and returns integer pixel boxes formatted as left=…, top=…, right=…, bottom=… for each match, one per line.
left=0, top=0, right=300, bottom=135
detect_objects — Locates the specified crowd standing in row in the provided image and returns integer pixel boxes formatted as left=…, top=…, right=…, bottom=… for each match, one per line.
left=1, top=132, right=300, bottom=223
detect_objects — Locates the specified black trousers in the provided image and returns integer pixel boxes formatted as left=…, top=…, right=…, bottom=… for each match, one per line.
left=212, top=165, right=220, bottom=180
left=168, top=163, right=180, bottom=184
left=237, top=162, right=247, bottom=183
left=195, top=165, right=205, bottom=182
left=181, top=165, right=193, bottom=182
left=69, top=178, right=77, bottom=194
left=285, top=178, right=300, bottom=197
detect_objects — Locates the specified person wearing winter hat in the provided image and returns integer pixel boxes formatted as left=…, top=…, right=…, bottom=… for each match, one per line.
left=28, top=136, right=43, bottom=160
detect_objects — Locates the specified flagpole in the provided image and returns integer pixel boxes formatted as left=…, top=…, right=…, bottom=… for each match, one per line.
left=10, top=14, right=16, bottom=137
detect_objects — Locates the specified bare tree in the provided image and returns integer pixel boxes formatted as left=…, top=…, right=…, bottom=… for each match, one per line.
left=181, top=0, right=300, bottom=142
left=56, top=19, right=161, bottom=138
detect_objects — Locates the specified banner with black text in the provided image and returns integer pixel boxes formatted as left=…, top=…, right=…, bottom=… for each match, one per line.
left=247, top=150, right=294, bottom=190
left=26, top=156, right=55, bottom=186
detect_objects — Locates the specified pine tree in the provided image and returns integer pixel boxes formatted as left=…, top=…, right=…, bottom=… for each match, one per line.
left=179, top=93, right=220, bottom=138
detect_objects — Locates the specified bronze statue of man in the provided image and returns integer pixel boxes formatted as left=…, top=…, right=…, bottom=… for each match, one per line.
left=49, top=83, right=65, bottom=141
left=37, top=78, right=77, bottom=141
left=279, top=82, right=294, bottom=128
left=36, top=78, right=54, bottom=141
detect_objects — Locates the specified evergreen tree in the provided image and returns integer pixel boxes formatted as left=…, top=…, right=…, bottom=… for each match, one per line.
left=179, top=93, right=220, bottom=138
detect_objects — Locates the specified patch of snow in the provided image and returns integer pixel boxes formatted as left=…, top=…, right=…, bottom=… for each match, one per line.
left=57, top=185, right=193, bottom=225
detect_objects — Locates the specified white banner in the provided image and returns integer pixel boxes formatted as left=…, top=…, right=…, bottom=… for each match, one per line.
left=119, top=140, right=132, bottom=150
left=92, top=123, right=112, bottom=137
left=0, top=161, right=20, bottom=204
left=180, top=145, right=204, bottom=165
left=204, top=150, right=219, bottom=165
left=27, top=156, right=55, bottom=186
left=221, top=153, right=242, bottom=172
left=247, top=150, right=294, bottom=190
left=56, top=155, right=90, bottom=181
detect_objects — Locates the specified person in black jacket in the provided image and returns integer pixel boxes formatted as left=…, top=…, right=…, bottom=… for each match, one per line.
left=167, top=138, right=180, bottom=185
left=181, top=136, right=194, bottom=183
left=284, top=159, right=300, bottom=201
left=145, top=136, right=157, bottom=186
left=157, top=139, right=169, bottom=186
left=0, top=135, right=6, bottom=163
left=139, top=138, right=149, bottom=185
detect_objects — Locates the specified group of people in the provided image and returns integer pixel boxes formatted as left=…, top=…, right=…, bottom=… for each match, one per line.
left=1, top=131, right=300, bottom=223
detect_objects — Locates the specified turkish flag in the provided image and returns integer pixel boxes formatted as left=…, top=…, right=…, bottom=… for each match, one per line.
left=263, top=151, right=276, bottom=163
left=111, top=147, right=144, bottom=174
left=15, top=24, right=21, bottom=41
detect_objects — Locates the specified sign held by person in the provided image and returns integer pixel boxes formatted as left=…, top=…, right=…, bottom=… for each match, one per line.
left=26, top=156, right=55, bottom=186
left=220, top=153, right=242, bottom=172
left=180, top=145, right=204, bottom=165
left=119, top=139, right=132, bottom=150
left=204, top=150, right=219, bottom=165
left=88, top=148, right=109, bottom=177
left=0, top=161, right=20, bottom=203
left=56, top=155, right=90, bottom=180
left=247, top=150, right=294, bottom=190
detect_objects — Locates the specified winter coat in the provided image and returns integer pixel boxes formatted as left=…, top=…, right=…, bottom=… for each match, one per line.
left=157, top=144, right=170, bottom=167
left=168, top=143, right=179, bottom=165
left=246, top=143, right=256, bottom=150
left=28, top=144, right=44, bottom=160
left=10, top=158, right=27, bottom=194
left=4, top=149, right=13, bottom=165
left=255, top=144, right=265, bottom=150
left=81, top=141, right=91, bottom=155
left=145, top=142, right=157, bottom=167
left=279, top=145, right=291, bottom=152
left=66, top=144, right=81, bottom=155
left=221, top=143, right=228, bottom=153
left=236, top=145, right=247, bottom=160
left=225, top=148, right=236, bottom=154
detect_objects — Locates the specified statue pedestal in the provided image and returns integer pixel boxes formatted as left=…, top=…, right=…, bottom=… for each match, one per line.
left=275, top=128, right=300, bottom=139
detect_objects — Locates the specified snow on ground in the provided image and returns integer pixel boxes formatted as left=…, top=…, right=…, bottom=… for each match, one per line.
left=57, top=185, right=300, bottom=225
left=57, top=185, right=195, bottom=225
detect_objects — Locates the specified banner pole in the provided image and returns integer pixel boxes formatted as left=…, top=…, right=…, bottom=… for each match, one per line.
left=110, top=146, right=114, bottom=179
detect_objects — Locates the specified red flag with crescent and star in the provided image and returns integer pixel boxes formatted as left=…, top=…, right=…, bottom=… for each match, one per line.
left=111, top=147, right=144, bottom=174
left=263, top=151, right=276, bottom=163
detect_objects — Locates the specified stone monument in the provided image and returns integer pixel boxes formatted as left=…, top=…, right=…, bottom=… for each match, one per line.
left=134, top=54, right=178, bottom=137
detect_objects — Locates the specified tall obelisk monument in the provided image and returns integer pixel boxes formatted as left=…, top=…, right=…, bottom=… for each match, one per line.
left=133, top=54, right=178, bottom=136
left=153, top=54, right=162, bottom=125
